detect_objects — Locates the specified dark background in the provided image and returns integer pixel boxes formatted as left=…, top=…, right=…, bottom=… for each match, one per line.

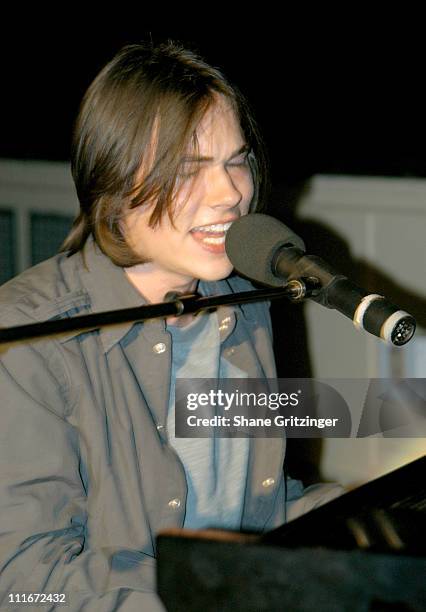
left=1, top=22, right=425, bottom=183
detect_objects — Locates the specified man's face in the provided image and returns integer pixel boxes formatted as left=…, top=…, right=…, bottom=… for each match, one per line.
left=122, top=98, right=254, bottom=289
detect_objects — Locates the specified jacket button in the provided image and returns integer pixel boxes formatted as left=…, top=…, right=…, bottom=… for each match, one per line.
left=219, top=316, right=231, bottom=332
left=153, top=342, right=167, bottom=354
left=156, top=424, right=164, bottom=431
left=168, top=498, right=181, bottom=509
left=262, top=477, right=275, bottom=488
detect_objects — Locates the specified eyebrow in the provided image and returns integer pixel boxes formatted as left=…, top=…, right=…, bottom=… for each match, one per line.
left=181, top=143, right=250, bottom=163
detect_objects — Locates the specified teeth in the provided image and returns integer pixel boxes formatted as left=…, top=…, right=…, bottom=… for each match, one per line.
left=192, top=221, right=233, bottom=233
left=202, top=235, right=226, bottom=245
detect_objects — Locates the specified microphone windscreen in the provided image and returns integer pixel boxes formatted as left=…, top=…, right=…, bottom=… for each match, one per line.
left=225, top=213, right=305, bottom=287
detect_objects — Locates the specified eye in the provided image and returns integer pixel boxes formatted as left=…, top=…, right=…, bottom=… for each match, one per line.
left=177, top=163, right=200, bottom=179
left=227, top=153, right=250, bottom=168
left=178, top=169, right=199, bottom=179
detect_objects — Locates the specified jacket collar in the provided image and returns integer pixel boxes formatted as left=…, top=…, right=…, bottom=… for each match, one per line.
left=63, top=237, right=147, bottom=352
left=64, top=236, right=253, bottom=353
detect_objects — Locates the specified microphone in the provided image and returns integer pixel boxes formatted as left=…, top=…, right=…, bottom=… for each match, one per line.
left=225, top=214, right=416, bottom=346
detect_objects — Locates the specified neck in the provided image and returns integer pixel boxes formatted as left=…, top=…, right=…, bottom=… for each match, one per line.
left=124, top=264, right=198, bottom=304
left=124, top=264, right=199, bottom=326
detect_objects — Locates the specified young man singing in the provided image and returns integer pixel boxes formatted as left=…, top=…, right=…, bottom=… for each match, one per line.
left=0, top=41, right=341, bottom=611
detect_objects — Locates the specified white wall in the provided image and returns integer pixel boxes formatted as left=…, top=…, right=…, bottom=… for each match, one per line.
left=296, top=175, right=426, bottom=486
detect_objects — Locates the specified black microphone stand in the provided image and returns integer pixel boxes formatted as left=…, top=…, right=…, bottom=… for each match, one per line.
left=0, top=278, right=320, bottom=344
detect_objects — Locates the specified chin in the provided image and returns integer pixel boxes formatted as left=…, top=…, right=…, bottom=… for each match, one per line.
left=195, top=261, right=234, bottom=282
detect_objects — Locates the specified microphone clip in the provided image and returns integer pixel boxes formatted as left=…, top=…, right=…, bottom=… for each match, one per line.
left=286, top=277, right=322, bottom=303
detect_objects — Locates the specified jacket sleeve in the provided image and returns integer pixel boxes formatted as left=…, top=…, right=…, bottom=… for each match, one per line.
left=285, top=476, right=346, bottom=522
left=0, top=329, right=166, bottom=611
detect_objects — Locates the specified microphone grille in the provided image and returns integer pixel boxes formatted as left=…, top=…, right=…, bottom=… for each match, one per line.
left=225, top=213, right=305, bottom=287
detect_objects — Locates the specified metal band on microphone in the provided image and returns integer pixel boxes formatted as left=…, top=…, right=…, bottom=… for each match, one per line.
left=353, top=294, right=384, bottom=330
left=353, top=294, right=415, bottom=345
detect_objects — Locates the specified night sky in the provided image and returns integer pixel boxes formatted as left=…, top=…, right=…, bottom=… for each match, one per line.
left=2, top=22, right=425, bottom=184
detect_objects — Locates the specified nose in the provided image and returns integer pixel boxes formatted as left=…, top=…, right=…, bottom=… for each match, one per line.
left=205, top=165, right=244, bottom=210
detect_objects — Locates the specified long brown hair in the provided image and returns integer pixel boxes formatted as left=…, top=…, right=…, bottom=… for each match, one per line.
left=63, top=40, right=269, bottom=266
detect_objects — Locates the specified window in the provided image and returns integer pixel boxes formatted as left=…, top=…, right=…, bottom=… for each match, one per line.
left=0, top=209, right=16, bottom=284
left=30, top=212, right=74, bottom=265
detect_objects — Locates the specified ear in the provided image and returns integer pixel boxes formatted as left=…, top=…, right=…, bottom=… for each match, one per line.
left=247, top=150, right=259, bottom=213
